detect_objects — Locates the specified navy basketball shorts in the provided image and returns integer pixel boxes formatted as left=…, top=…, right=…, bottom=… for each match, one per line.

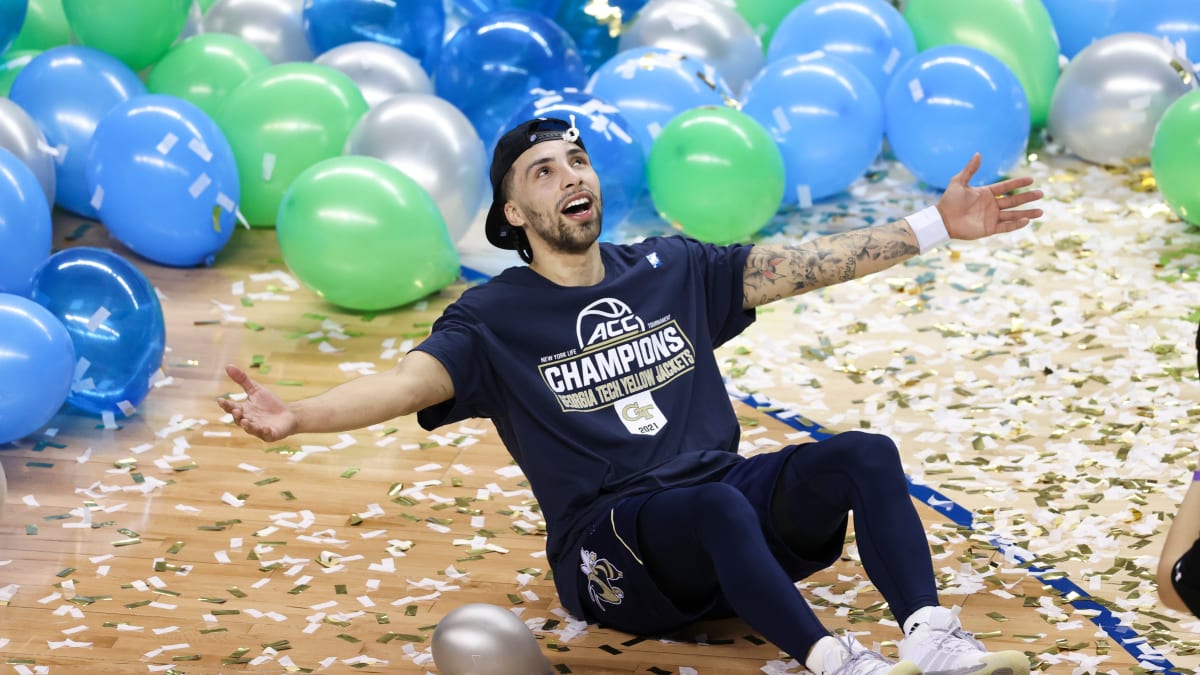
left=1172, top=538, right=1200, bottom=616
left=569, top=444, right=849, bottom=635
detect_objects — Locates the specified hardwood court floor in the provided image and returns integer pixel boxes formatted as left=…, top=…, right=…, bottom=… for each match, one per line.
left=1, top=152, right=1199, bottom=674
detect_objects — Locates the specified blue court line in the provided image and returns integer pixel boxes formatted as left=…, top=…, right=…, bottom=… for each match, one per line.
left=732, top=390, right=1175, bottom=672
left=455, top=265, right=1173, bottom=669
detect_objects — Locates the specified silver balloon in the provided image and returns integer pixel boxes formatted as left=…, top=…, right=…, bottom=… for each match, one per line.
left=315, top=42, right=433, bottom=107
left=0, top=99, right=56, bottom=208
left=201, top=0, right=312, bottom=64
left=431, top=603, right=553, bottom=675
left=178, top=0, right=204, bottom=42
left=619, top=0, right=765, bottom=97
left=344, top=94, right=486, bottom=243
left=1049, top=33, right=1198, bottom=165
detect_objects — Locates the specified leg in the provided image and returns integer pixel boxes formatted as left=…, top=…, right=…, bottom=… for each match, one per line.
left=768, top=431, right=938, bottom=625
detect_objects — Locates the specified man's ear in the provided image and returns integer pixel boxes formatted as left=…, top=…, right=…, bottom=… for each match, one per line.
left=503, top=201, right=525, bottom=229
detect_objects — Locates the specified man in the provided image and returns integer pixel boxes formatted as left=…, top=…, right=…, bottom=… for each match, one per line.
left=1157, top=325, right=1200, bottom=616
left=220, top=117, right=1043, bottom=675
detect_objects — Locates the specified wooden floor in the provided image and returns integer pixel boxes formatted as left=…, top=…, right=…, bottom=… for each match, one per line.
left=2, top=152, right=1199, bottom=674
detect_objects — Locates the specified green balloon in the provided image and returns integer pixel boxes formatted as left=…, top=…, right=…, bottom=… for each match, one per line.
left=216, top=63, right=369, bottom=227
left=10, top=0, right=69, bottom=52
left=197, top=0, right=217, bottom=11
left=147, top=34, right=271, bottom=119
left=1152, top=88, right=1200, bottom=226
left=0, top=50, right=39, bottom=96
left=62, top=0, right=191, bottom=71
left=277, top=156, right=461, bottom=311
left=735, top=0, right=804, bottom=47
left=647, top=106, right=784, bottom=245
left=905, top=0, right=1059, bottom=128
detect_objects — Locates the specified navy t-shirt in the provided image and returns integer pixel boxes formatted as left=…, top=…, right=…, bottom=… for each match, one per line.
left=415, top=236, right=756, bottom=609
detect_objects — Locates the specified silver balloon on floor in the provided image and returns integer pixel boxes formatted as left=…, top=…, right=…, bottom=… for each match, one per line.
left=202, top=0, right=312, bottom=64
left=1048, top=32, right=1198, bottom=165
left=344, top=93, right=486, bottom=244
left=315, top=42, right=433, bottom=108
left=0, top=98, right=56, bottom=208
left=618, top=0, right=764, bottom=96
left=431, top=603, right=553, bottom=675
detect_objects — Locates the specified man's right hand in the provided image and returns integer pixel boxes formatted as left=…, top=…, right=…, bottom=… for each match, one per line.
left=218, top=364, right=299, bottom=442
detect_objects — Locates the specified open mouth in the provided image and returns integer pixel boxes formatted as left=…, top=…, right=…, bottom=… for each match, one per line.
left=560, top=194, right=594, bottom=219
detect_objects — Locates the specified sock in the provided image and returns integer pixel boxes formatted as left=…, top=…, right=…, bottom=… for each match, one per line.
left=806, top=634, right=845, bottom=674
left=903, top=605, right=935, bottom=636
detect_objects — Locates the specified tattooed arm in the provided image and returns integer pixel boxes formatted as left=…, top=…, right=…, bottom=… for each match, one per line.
left=743, top=153, right=1044, bottom=310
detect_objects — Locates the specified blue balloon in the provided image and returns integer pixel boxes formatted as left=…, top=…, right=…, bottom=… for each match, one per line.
left=1041, top=0, right=1120, bottom=58
left=86, top=94, right=240, bottom=268
left=556, top=0, right=650, bottom=72
left=450, top=0, right=563, bottom=16
left=743, top=53, right=883, bottom=206
left=586, top=46, right=735, bottom=159
left=303, top=0, right=444, bottom=74
left=885, top=45, right=1029, bottom=190
left=0, top=0, right=26, bottom=56
left=1110, top=0, right=1200, bottom=65
left=31, top=248, right=166, bottom=418
left=436, top=10, right=586, bottom=144
left=768, top=0, right=915, bottom=102
left=8, top=46, right=146, bottom=219
left=503, top=88, right=646, bottom=228
left=0, top=293, right=74, bottom=444
left=0, top=146, right=52, bottom=296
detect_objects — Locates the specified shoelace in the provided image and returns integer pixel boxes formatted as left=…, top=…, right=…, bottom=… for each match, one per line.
left=928, top=625, right=986, bottom=654
left=836, top=648, right=894, bottom=674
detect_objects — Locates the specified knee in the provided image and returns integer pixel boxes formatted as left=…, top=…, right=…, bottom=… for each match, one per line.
left=836, top=431, right=903, bottom=476
left=685, top=482, right=759, bottom=531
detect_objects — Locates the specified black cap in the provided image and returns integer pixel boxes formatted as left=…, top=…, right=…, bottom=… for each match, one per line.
left=485, top=117, right=588, bottom=250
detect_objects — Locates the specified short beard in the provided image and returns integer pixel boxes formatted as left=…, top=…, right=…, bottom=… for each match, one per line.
left=519, top=195, right=603, bottom=256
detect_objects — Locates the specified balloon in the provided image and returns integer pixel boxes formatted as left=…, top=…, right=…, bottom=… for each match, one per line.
left=0, top=458, right=7, bottom=513
left=0, top=148, right=52, bottom=297
left=1040, top=0, right=1119, bottom=59
left=768, top=0, right=916, bottom=102
left=742, top=52, right=883, bottom=206
left=730, top=0, right=803, bottom=46
left=146, top=33, right=272, bottom=119
left=905, top=0, right=1059, bottom=129
left=201, top=0, right=312, bottom=64
left=1110, top=0, right=1200, bottom=66
left=87, top=94, right=241, bottom=267
left=344, top=93, right=486, bottom=243
left=0, top=293, right=74, bottom=444
left=431, top=603, right=554, bottom=675
left=315, top=42, right=433, bottom=107
left=885, top=45, right=1030, bottom=189
left=450, top=0, right=563, bottom=15
left=1151, top=88, right=1200, bottom=225
left=9, top=0, right=66, bottom=52
left=62, top=0, right=192, bottom=72
left=0, top=0, right=27, bottom=56
left=618, top=0, right=764, bottom=96
left=436, top=10, right=587, bottom=144
left=554, top=0, right=649, bottom=72
left=31, top=248, right=165, bottom=418
left=0, top=49, right=38, bottom=97
left=502, top=88, right=645, bottom=229
left=586, top=47, right=736, bottom=158
left=216, top=62, right=368, bottom=226
left=302, top=0, right=443, bottom=74
left=8, top=46, right=147, bottom=218
left=0, top=98, right=56, bottom=207
left=647, top=106, right=784, bottom=244
left=276, top=156, right=460, bottom=311
left=1048, top=33, right=1197, bottom=166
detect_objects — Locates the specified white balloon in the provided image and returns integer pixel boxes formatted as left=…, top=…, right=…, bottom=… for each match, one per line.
left=202, top=0, right=312, bottom=64
left=344, top=94, right=486, bottom=243
left=315, top=42, right=433, bottom=107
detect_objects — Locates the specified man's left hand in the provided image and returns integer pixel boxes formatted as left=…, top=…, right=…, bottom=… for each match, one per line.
left=938, top=153, right=1044, bottom=241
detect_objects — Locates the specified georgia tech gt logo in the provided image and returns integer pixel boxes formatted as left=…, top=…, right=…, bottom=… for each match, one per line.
left=580, top=548, right=625, bottom=609
left=621, top=401, right=657, bottom=422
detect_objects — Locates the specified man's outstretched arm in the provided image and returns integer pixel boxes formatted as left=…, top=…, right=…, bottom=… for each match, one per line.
left=217, top=350, right=454, bottom=442
left=743, top=153, right=1044, bottom=310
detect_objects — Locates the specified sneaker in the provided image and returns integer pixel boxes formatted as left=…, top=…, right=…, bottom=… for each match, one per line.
left=898, top=606, right=1030, bottom=675
left=815, top=635, right=923, bottom=675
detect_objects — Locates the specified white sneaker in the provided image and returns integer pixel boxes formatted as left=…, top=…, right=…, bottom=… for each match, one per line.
left=898, top=606, right=1029, bottom=675
left=813, top=635, right=923, bottom=675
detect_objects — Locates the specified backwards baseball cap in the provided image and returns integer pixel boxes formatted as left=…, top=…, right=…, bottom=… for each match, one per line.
left=485, top=116, right=587, bottom=250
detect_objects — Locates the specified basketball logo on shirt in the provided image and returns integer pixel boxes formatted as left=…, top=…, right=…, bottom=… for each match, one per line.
left=580, top=548, right=625, bottom=609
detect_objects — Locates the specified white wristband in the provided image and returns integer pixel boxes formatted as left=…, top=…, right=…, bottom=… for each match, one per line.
left=905, top=205, right=949, bottom=254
